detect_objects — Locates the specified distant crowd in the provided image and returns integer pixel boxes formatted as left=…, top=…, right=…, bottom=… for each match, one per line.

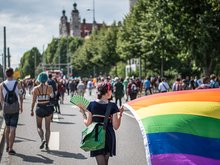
left=15, top=73, right=219, bottom=108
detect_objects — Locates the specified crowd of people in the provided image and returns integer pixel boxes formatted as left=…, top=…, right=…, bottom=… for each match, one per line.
left=0, top=69, right=219, bottom=164
left=14, top=73, right=220, bottom=109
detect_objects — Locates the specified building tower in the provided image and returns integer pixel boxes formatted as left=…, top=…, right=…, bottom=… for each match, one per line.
left=70, top=3, right=81, bottom=37
left=129, top=0, right=138, bottom=10
left=59, top=10, right=70, bottom=37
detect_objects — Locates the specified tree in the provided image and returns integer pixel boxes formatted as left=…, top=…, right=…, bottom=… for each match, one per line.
left=19, top=47, right=42, bottom=78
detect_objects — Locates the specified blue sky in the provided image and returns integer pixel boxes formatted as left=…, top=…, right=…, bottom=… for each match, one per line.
left=0, top=0, right=130, bottom=68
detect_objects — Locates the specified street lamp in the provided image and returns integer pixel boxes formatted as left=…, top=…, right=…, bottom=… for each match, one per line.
left=87, top=0, right=96, bottom=31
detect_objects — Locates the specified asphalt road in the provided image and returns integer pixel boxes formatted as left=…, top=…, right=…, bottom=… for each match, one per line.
left=0, top=90, right=147, bottom=165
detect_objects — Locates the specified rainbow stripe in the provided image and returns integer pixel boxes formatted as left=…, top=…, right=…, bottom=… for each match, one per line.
left=124, top=89, right=220, bottom=165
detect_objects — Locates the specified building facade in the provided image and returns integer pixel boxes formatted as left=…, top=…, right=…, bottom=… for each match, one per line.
left=59, top=3, right=103, bottom=38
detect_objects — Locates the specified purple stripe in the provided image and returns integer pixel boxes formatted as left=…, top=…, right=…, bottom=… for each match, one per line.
left=151, top=154, right=220, bottom=165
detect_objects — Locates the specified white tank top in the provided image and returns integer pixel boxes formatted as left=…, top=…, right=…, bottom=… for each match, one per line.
left=2, top=80, right=19, bottom=98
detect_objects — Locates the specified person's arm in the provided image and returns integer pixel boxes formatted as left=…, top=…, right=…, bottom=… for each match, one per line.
left=79, top=106, right=92, bottom=126
left=0, top=83, right=4, bottom=106
left=112, top=106, right=124, bottom=130
left=17, top=82, right=23, bottom=113
left=31, top=88, right=37, bottom=116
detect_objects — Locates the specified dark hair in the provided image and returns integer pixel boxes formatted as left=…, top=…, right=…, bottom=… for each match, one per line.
left=49, top=74, right=53, bottom=79
left=97, top=83, right=112, bottom=99
left=5, top=68, right=14, bottom=77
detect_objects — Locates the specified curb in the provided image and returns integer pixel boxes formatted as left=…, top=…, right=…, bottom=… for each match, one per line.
left=0, top=110, right=5, bottom=161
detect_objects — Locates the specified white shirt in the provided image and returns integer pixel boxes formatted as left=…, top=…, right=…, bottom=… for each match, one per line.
left=2, top=80, right=19, bottom=98
left=158, top=81, right=169, bottom=92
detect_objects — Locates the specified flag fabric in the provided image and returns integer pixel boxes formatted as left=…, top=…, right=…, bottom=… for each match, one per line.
left=124, top=89, right=220, bottom=165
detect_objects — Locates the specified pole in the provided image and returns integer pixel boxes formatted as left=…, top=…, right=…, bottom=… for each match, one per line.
left=92, top=0, right=96, bottom=31
left=3, top=26, right=7, bottom=78
left=7, top=47, right=10, bottom=67
left=34, top=51, right=37, bottom=78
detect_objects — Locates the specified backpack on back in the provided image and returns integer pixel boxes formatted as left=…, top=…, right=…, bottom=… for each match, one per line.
left=3, top=81, right=19, bottom=114
left=131, top=83, right=138, bottom=94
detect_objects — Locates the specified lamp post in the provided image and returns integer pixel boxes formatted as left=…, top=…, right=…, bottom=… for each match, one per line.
left=87, top=0, right=96, bottom=77
left=87, top=0, right=96, bottom=31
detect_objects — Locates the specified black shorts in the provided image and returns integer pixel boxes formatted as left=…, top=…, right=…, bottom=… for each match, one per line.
left=4, top=113, right=19, bottom=128
left=36, top=104, right=54, bottom=118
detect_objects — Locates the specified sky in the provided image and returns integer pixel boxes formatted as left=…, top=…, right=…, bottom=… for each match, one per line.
left=0, top=0, right=130, bottom=68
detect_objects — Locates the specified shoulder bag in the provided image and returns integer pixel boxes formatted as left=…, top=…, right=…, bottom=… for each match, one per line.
left=80, top=103, right=112, bottom=152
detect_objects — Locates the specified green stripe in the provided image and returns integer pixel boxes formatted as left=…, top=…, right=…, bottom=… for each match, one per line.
left=142, top=114, right=220, bottom=139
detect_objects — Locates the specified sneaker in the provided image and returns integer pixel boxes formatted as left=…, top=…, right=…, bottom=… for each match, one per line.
left=8, top=149, right=16, bottom=155
left=6, top=146, right=9, bottom=152
left=40, top=140, right=46, bottom=149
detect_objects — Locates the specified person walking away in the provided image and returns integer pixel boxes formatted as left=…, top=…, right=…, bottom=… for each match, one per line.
left=30, top=72, right=54, bottom=150
left=158, top=78, right=170, bottom=93
left=113, top=77, right=124, bottom=106
left=87, top=79, right=94, bottom=96
left=127, top=79, right=138, bottom=100
left=58, top=80, right=66, bottom=104
left=144, top=77, right=152, bottom=95
left=210, top=74, right=219, bottom=88
left=47, top=74, right=59, bottom=114
left=0, top=68, right=23, bottom=155
left=123, top=77, right=129, bottom=101
left=196, top=76, right=211, bottom=89
left=80, top=83, right=124, bottom=165
left=172, top=78, right=183, bottom=91
left=77, top=80, right=86, bottom=97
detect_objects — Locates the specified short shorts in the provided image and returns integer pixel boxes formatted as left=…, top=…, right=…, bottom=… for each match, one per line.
left=36, top=104, right=54, bottom=118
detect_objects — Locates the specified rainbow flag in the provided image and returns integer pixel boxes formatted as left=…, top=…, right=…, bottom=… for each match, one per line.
left=124, top=89, right=220, bottom=165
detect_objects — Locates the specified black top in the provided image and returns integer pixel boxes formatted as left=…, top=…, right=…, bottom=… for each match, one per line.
left=87, top=101, right=119, bottom=157
left=87, top=101, right=119, bottom=124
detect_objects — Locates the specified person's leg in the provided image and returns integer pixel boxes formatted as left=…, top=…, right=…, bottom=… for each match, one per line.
left=36, top=116, right=44, bottom=140
left=5, top=126, right=10, bottom=151
left=119, top=98, right=122, bottom=107
left=95, top=155, right=107, bottom=165
left=45, top=114, right=52, bottom=149
left=105, top=153, right=110, bottom=165
left=8, top=127, right=16, bottom=152
left=8, top=113, right=19, bottom=154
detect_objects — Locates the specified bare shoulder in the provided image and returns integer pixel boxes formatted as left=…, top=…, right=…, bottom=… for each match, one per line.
left=32, top=85, right=40, bottom=94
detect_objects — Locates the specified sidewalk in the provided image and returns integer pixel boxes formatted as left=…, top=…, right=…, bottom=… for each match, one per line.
left=0, top=109, right=5, bottom=160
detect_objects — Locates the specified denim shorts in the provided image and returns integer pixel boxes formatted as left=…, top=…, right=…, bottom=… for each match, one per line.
left=3, top=113, right=19, bottom=128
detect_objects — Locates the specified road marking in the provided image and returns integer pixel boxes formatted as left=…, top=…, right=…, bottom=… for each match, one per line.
left=72, top=105, right=78, bottom=109
left=49, top=132, right=59, bottom=150
left=53, top=113, right=59, bottom=122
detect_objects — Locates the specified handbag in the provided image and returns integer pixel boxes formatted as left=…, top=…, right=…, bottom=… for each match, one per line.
left=80, top=103, right=112, bottom=152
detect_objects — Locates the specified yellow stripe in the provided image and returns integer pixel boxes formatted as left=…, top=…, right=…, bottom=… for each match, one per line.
left=137, top=102, right=220, bottom=120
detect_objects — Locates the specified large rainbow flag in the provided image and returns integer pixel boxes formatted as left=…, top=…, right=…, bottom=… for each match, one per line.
left=124, top=89, right=220, bottom=165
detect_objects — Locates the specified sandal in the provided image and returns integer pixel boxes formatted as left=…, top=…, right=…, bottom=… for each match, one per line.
left=40, top=140, right=46, bottom=149
left=8, top=149, right=16, bottom=155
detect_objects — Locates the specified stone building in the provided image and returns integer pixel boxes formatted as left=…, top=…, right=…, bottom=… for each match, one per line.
left=59, top=2, right=103, bottom=38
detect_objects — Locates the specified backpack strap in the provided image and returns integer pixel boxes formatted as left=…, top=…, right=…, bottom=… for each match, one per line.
left=104, top=102, right=112, bottom=127
left=3, top=81, right=17, bottom=92
left=3, top=83, right=9, bottom=92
